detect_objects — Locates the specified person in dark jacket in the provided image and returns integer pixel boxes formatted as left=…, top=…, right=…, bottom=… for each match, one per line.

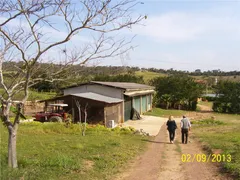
left=166, top=116, right=177, bottom=144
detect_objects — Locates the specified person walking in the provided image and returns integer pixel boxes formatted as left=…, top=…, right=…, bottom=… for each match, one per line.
left=166, top=115, right=177, bottom=144
left=181, top=115, right=191, bottom=144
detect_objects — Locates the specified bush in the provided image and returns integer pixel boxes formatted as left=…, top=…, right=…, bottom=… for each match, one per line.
left=111, top=126, right=135, bottom=134
left=213, top=101, right=240, bottom=114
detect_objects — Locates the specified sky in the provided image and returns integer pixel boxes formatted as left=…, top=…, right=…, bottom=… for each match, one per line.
left=102, top=0, right=240, bottom=72
left=1, top=0, right=239, bottom=72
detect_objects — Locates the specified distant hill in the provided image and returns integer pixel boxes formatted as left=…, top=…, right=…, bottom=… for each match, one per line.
left=3, top=62, right=239, bottom=89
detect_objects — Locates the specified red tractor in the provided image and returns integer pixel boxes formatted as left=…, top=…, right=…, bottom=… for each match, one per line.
left=33, top=104, right=68, bottom=123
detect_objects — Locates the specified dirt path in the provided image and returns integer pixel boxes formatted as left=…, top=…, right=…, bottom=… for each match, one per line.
left=117, top=124, right=232, bottom=180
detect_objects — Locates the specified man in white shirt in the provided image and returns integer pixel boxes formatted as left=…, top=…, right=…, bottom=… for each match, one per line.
left=180, top=115, right=191, bottom=144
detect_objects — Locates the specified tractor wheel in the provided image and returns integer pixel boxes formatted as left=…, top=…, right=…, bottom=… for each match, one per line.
left=49, top=116, right=63, bottom=123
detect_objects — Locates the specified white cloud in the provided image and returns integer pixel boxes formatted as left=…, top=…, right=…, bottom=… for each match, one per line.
left=132, top=10, right=240, bottom=42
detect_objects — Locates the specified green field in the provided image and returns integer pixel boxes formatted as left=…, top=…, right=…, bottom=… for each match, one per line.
left=135, top=71, right=166, bottom=83
left=0, top=89, right=56, bottom=101
left=0, top=123, right=148, bottom=180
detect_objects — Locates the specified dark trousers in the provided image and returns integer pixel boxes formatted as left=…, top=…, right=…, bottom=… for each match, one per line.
left=168, top=130, right=175, bottom=142
left=181, top=129, right=189, bottom=144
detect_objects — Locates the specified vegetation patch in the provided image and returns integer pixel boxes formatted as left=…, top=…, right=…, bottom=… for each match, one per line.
left=191, top=119, right=225, bottom=125
left=135, top=71, right=165, bottom=83
left=0, top=89, right=56, bottom=101
left=0, top=123, right=148, bottom=180
left=212, top=81, right=240, bottom=114
left=193, top=116, right=240, bottom=178
left=145, top=108, right=188, bottom=117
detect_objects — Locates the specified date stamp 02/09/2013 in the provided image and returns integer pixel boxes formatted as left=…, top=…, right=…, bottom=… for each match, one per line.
left=181, top=154, right=232, bottom=163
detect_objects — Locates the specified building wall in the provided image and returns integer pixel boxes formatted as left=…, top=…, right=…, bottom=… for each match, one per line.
left=104, top=103, right=122, bottom=127
left=64, top=84, right=124, bottom=99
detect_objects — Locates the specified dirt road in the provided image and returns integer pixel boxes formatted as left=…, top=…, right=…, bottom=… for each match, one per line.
left=117, top=124, right=232, bottom=180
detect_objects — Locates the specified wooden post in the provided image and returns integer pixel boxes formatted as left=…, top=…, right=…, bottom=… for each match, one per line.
left=122, top=101, right=124, bottom=123
left=104, top=107, right=107, bottom=127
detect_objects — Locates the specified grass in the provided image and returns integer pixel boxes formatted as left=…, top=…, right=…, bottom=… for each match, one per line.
left=135, top=71, right=166, bottom=83
left=145, top=108, right=189, bottom=117
left=193, top=115, right=240, bottom=178
left=0, top=123, right=148, bottom=180
left=0, top=89, right=56, bottom=101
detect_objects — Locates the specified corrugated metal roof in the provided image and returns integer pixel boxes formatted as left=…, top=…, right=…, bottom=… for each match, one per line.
left=72, top=92, right=123, bottom=103
left=91, top=81, right=155, bottom=90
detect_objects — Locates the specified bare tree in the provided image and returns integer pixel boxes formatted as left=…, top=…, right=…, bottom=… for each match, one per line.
left=75, top=99, right=83, bottom=134
left=83, top=103, right=88, bottom=136
left=74, top=99, right=88, bottom=136
left=0, top=0, right=144, bottom=168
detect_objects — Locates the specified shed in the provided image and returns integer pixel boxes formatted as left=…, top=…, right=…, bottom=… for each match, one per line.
left=63, top=81, right=155, bottom=122
left=43, top=81, right=155, bottom=126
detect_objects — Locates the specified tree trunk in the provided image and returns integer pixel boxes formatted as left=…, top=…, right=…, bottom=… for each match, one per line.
left=178, top=104, right=181, bottom=110
left=6, top=103, right=22, bottom=168
left=166, top=102, right=169, bottom=110
left=8, top=127, right=18, bottom=168
left=8, top=129, right=12, bottom=167
left=83, top=104, right=88, bottom=136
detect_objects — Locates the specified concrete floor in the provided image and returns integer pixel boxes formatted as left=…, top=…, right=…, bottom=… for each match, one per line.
left=122, top=115, right=182, bottom=136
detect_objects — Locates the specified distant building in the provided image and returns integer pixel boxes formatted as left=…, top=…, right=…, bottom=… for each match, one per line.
left=212, top=69, right=221, bottom=73
left=195, top=69, right=201, bottom=73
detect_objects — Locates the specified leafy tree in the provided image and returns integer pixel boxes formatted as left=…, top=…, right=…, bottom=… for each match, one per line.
left=150, top=75, right=204, bottom=110
left=159, top=94, right=172, bottom=109
left=213, top=81, right=240, bottom=113
left=93, top=74, right=144, bottom=84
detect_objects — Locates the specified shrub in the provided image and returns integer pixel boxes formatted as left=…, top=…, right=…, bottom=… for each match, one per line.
left=213, top=81, right=240, bottom=114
